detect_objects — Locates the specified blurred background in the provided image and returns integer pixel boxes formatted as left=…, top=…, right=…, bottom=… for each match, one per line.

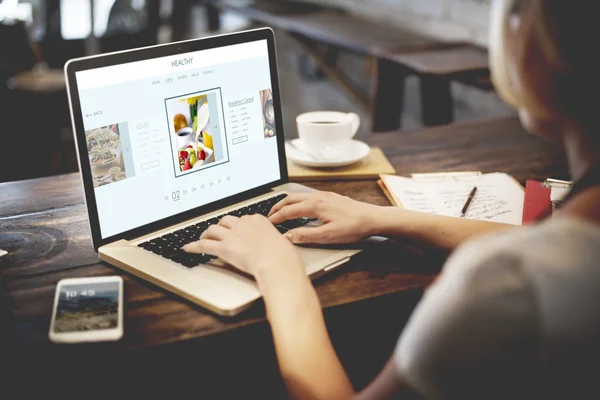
left=0, top=0, right=514, bottom=183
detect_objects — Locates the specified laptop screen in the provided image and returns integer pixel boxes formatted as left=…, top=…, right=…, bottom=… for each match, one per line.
left=74, top=39, right=281, bottom=239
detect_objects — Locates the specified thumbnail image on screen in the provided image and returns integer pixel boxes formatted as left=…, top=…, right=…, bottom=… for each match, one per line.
left=165, top=88, right=229, bottom=178
left=86, top=123, right=132, bottom=187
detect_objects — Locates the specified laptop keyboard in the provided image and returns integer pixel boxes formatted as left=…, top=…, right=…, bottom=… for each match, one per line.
left=137, top=194, right=313, bottom=268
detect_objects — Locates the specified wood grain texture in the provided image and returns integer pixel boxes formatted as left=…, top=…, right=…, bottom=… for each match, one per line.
left=0, top=117, right=569, bottom=359
left=368, top=117, right=569, bottom=182
left=0, top=205, right=98, bottom=278
left=0, top=173, right=82, bottom=216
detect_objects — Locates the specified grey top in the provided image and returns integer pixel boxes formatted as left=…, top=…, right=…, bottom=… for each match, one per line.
left=394, top=217, right=600, bottom=399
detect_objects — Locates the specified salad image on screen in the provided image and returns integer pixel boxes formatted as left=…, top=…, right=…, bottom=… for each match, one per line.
left=86, top=123, right=131, bottom=187
left=165, top=89, right=229, bottom=178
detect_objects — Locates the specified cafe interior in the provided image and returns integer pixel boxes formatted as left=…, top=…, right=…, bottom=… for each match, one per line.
left=1, top=0, right=590, bottom=399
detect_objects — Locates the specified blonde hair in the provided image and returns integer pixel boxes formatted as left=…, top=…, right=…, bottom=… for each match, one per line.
left=490, top=0, right=521, bottom=108
left=490, top=0, right=598, bottom=127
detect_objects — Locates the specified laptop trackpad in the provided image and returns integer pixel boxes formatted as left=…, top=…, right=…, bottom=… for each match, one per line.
left=296, top=246, right=338, bottom=265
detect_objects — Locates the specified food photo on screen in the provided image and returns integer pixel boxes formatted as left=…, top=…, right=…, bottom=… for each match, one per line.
left=86, top=123, right=131, bottom=187
left=165, top=89, right=229, bottom=177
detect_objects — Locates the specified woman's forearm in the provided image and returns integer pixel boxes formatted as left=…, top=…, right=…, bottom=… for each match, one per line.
left=257, top=266, right=354, bottom=400
left=373, top=207, right=515, bottom=251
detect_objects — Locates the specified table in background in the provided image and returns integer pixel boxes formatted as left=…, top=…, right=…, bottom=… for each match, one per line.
left=0, top=117, right=568, bottom=397
left=217, top=0, right=491, bottom=132
left=217, top=1, right=442, bottom=119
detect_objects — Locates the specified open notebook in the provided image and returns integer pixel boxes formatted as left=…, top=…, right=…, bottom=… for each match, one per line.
left=379, top=172, right=525, bottom=225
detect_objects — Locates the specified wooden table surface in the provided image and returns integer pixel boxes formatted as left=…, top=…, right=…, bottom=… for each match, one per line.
left=0, top=117, right=568, bottom=360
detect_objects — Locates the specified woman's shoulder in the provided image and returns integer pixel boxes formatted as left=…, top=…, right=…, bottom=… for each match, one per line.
left=447, top=216, right=600, bottom=279
left=394, top=218, right=600, bottom=399
left=446, top=217, right=600, bottom=335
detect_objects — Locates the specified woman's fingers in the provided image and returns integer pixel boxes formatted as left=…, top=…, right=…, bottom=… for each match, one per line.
left=200, top=224, right=229, bottom=241
left=269, top=202, right=317, bottom=225
left=285, top=225, right=336, bottom=245
left=183, top=239, right=223, bottom=255
left=218, top=215, right=238, bottom=229
left=268, top=193, right=311, bottom=217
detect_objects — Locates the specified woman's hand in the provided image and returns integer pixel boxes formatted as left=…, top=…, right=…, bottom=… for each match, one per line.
left=268, top=191, right=384, bottom=244
left=183, top=214, right=356, bottom=400
left=183, top=215, right=304, bottom=280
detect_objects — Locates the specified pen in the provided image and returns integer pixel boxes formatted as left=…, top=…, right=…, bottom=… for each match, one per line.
left=460, top=186, right=478, bottom=217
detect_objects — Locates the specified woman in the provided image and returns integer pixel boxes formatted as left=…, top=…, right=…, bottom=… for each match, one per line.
left=185, top=0, right=600, bottom=398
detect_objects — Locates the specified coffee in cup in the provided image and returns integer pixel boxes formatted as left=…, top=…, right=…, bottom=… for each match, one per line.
left=175, top=127, right=194, bottom=149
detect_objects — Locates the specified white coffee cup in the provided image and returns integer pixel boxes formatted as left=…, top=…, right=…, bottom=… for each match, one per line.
left=175, top=127, right=194, bottom=149
left=296, top=111, right=360, bottom=151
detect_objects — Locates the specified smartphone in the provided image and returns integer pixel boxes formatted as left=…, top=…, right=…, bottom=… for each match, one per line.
left=49, top=276, right=123, bottom=343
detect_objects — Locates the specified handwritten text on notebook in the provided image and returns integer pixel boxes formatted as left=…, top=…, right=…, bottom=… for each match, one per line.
left=381, top=173, right=524, bottom=225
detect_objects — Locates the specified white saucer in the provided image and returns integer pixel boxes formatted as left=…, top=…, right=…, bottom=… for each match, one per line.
left=286, top=138, right=370, bottom=168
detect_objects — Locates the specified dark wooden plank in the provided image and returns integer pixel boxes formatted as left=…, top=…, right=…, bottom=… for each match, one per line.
left=368, top=117, right=569, bottom=183
left=308, top=180, right=391, bottom=206
left=0, top=204, right=98, bottom=278
left=0, top=173, right=83, bottom=216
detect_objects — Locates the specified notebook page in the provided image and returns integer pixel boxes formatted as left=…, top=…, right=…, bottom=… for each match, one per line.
left=380, top=173, right=524, bottom=225
left=379, top=176, right=441, bottom=214
left=435, top=173, right=524, bottom=224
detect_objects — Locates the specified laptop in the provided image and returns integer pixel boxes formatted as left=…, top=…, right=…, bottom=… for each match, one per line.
left=65, top=28, right=378, bottom=316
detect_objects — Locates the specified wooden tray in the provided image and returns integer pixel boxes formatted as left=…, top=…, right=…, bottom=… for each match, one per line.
left=287, top=147, right=395, bottom=181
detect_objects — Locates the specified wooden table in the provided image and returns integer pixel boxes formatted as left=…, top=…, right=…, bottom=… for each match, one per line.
left=0, top=117, right=568, bottom=397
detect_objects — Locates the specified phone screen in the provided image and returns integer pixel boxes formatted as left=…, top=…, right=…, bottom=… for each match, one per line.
left=53, top=281, right=120, bottom=333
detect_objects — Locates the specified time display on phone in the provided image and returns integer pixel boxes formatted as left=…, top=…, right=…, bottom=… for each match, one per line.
left=53, top=282, right=120, bottom=333
left=65, top=289, right=96, bottom=298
